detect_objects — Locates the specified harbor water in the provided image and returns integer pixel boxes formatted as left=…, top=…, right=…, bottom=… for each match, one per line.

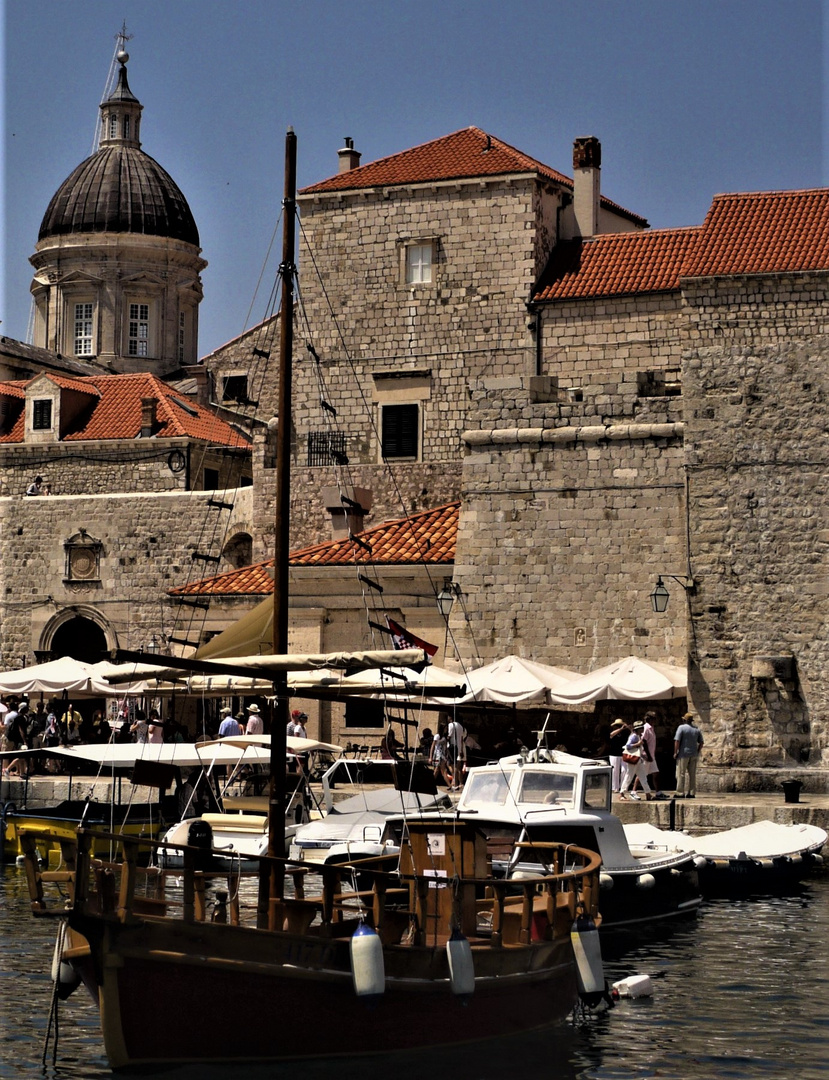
left=2, top=864, right=828, bottom=1080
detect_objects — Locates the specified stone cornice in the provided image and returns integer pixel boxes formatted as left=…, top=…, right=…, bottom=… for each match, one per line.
left=462, top=421, right=684, bottom=446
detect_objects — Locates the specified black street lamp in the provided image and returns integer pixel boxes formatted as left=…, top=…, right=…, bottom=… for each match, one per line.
left=650, top=574, right=695, bottom=612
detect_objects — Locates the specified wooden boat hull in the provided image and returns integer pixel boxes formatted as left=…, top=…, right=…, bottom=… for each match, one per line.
left=70, top=914, right=578, bottom=1067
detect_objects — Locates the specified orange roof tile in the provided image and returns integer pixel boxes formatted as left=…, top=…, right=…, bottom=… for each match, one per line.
left=0, top=372, right=250, bottom=447
left=300, top=127, right=647, bottom=225
left=534, top=187, right=829, bottom=302
left=534, top=227, right=699, bottom=301
left=173, top=502, right=460, bottom=596
left=682, top=188, right=829, bottom=278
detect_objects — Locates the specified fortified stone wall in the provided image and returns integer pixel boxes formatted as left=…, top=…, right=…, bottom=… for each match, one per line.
left=0, top=487, right=253, bottom=666
left=682, top=273, right=829, bottom=768
left=451, top=376, right=687, bottom=670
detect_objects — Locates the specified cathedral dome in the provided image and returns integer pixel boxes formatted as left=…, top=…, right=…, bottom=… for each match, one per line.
left=38, top=52, right=199, bottom=247
left=38, top=146, right=200, bottom=246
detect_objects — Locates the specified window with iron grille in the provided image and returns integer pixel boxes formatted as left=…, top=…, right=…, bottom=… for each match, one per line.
left=32, top=399, right=53, bottom=430
left=381, top=404, right=419, bottom=459
left=307, top=430, right=348, bottom=466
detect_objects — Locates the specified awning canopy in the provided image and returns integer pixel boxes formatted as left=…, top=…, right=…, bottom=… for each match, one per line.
left=0, top=656, right=116, bottom=697
left=547, top=655, right=687, bottom=704
left=453, top=655, right=582, bottom=706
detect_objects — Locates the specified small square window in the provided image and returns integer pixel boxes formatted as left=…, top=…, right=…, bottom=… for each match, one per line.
left=307, top=431, right=348, bottom=466
left=381, top=404, right=419, bottom=460
left=222, top=375, right=248, bottom=403
left=32, top=399, right=53, bottom=431
left=405, top=243, right=432, bottom=284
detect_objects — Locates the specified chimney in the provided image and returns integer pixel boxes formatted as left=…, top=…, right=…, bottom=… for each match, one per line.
left=572, top=136, right=601, bottom=238
left=322, top=485, right=372, bottom=539
left=338, top=136, right=361, bottom=174
left=181, top=364, right=210, bottom=407
left=140, top=397, right=158, bottom=438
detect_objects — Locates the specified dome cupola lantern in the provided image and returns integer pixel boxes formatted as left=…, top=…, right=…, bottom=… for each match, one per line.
left=99, top=51, right=143, bottom=149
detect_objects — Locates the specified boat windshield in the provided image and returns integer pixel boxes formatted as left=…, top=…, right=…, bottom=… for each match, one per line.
left=463, top=770, right=512, bottom=805
left=517, top=769, right=575, bottom=807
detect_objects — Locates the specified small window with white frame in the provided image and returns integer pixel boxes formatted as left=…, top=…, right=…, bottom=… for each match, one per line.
left=128, top=302, right=150, bottom=357
left=109, top=114, right=117, bottom=138
left=73, top=302, right=94, bottom=356
left=405, top=243, right=433, bottom=285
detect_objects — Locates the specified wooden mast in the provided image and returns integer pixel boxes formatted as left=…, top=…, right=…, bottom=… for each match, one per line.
left=267, top=128, right=297, bottom=895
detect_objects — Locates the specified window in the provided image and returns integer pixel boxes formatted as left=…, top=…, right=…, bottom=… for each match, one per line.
left=405, top=243, right=432, bottom=284
left=74, top=302, right=94, bottom=356
left=203, top=468, right=219, bottom=490
left=123, top=116, right=130, bottom=139
left=32, top=399, right=53, bottom=431
left=381, top=404, right=419, bottom=459
left=109, top=114, right=117, bottom=138
left=128, top=303, right=150, bottom=357
left=222, top=375, right=248, bottom=403
left=178, top=312, right=186, bottom=363
left=344, top=698, right=385, bottom=729
left=307, top=431, right=348, bottom=466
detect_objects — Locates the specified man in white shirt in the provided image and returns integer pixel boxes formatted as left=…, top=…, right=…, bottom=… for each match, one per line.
left=245, top=704, right=264, bottom=734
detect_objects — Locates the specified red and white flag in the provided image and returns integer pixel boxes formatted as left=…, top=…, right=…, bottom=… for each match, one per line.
left=385, top=616, right=438, bottom=657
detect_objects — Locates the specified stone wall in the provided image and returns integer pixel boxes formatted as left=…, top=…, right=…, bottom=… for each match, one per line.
left=0, top=486, right=253, bottom=666
left=682, top=273, right=829, bottom=768
left=451, top=375, right=687, bottom=670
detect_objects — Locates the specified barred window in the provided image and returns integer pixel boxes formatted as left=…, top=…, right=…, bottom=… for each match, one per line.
left=307, top=430, right=348, bottom=467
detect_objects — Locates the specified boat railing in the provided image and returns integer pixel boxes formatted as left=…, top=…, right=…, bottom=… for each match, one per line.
left=19, top=825, right=602, bottom=950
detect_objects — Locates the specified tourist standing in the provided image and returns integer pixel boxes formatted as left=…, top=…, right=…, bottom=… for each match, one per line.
left=608, top=718, right=630, bottom=793
left=618, top=729, right=653, bottom=801
left=245, top=704, right=264, bottom=735
left=674, top=712, right=704, bottom=798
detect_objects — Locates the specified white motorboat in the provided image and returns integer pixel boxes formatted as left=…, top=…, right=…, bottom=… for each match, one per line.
left=414, top=748, right=702, bottom=929
left=624, top=819, right=827, bottom=893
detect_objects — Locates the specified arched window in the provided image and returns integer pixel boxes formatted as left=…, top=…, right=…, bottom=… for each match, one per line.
left=109, top=114, right=118, bottom=138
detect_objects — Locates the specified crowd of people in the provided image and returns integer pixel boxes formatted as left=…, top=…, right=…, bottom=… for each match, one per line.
left=606, top=710, right=703, bottom=800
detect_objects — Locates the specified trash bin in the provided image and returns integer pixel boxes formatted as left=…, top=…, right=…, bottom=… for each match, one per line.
left=781, top=779, right=803, bottom=804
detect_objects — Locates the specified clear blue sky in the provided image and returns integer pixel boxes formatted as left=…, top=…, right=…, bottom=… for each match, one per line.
left=2, top=0, right=825, bottom=358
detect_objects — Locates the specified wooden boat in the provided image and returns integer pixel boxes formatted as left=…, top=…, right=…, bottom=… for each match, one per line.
left=22, top=815, right=604, bottom=1066
left=625, top=819, right=827, bottom=894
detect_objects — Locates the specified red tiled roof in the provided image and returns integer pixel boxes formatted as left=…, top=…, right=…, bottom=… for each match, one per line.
left=173, top=502, right=460, bottom=596
left=300, top=127, right=647, bottom=225
left=534, top=227, right=699, bottom=301
left=0, top=372, right=250, bottom=447
left=682, top=188, right=829, bottom=278
left=534, top=188, right=829, bottom=302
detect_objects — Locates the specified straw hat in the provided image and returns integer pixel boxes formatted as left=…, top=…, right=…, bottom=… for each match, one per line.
left=219, top=707, right=232, bottom=716
left=247, top=703, right=261, bottom=714
left=610, top=719, right=625, bottom=731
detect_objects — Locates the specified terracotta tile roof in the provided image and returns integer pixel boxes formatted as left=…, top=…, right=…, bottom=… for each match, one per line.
left=535, top=188, right=829, bottom=302
left=534, top=227, right=700, bottom=301
left=300, top=127, right=647, bottom=225
left=173, top=502, right=460, bottom=596
left=0, top=372, right=250, bottom=447
left=682, top=188, right=829, bottom=278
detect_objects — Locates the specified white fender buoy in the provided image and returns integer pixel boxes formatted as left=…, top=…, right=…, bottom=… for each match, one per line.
left=570, top=913, right=605, bottom=1002
left=51, top=926, right=81, bottom=1000
left=599, top=872, right=614, bottom=890
left=811, top=853, right=824, bottom=868
left=693, top=856, right=708, bottom=871
left=446, top=925, right=475, bottom=997
left=612, top=973, right=653, bottom=998
left=636, top=873, right=656, bottom=890
left=350, top=921, right=385, bottom=998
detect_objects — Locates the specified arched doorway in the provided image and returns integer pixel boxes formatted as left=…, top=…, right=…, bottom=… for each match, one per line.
left=50, top=616, right=108, bottom=664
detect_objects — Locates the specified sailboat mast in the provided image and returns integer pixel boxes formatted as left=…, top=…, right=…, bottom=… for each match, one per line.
left=267, top=128, right=297, bottom=872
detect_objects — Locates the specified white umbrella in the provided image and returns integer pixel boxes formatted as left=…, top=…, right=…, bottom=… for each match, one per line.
left=454, top=656, right=581, bottom=706
left=547, top=655, right=687, bottom=704
left=0, top=656, right=115, bottom=697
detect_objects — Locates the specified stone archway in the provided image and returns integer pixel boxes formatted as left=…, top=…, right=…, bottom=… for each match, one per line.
left=44, top=611, right=111, bottom=664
